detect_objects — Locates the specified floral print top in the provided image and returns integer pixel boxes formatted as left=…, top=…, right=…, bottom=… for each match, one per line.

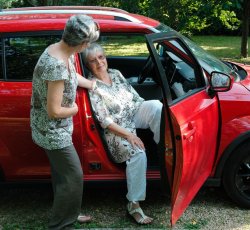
left=30, top=48, right=78, bottom=150
left=88, top=69, right=145, bottom=162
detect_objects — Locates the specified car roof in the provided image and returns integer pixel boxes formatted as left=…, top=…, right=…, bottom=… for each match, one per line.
left=0, top=6, right=160, bottom=33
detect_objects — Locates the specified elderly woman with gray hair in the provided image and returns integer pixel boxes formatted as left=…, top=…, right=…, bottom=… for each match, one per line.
left=30, top=15, right=100, bottom=229
left=82, top=43, right=162, bottom=225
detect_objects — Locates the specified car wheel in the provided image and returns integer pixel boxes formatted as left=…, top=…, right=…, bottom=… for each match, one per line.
left=223, top=142, right=250, bottom=208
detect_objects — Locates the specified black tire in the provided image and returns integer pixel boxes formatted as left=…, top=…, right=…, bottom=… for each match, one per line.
left=223, top=142, right=250, bottom=208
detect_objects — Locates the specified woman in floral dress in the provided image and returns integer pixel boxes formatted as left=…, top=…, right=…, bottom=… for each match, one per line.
left=30, top=15, right=99, bottom=230
left=82, top=43, right=162, bottom=225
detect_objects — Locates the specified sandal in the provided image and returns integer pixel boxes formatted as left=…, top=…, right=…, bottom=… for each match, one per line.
left=127, top=202, right=153, bottom=224
left=77, top=214, right=92, bottom=223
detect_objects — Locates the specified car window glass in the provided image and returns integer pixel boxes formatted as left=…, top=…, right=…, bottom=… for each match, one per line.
left=99, top=34, right=149, bottom=57
left=155, top=40, right=199, bottom=100
left=170, top=40, right=187, bottom=54
left=0, top=39, right=3, bottom=80
left=80, top=34, right=150, bottom=81
left=4, top=35, right=60, bottom=81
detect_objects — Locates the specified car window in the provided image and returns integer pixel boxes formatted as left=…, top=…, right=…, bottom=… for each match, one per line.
left=153, top=40, right=202, bottom=100
left=98, top=34, right=149, bottom=57
left=80, top=34, right=150, bottom=80
left=4, top=35, right=60, bottom=81
left=0, top=39, right=3, bottom=80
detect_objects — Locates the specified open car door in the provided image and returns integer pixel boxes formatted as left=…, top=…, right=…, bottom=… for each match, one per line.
left=145, top=32, right=220, bottom=225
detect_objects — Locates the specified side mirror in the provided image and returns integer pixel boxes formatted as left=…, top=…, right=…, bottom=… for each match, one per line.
left=210, top=71, right=232, bottom=92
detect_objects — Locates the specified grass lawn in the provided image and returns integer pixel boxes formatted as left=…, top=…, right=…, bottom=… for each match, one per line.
left=191, top=35, right=250, bottom=64
left=101, top=35, right=250, bottom=65
left=0, top=183, right=249, bottom=230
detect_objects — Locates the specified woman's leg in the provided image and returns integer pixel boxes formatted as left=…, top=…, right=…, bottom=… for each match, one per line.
left=45, top=144, right=83, bottom=230
left=134, top=100, right=162, bottom=143
left=126, top=151, right=153, bottom=224
left=126, top=151, right=147, bottom=202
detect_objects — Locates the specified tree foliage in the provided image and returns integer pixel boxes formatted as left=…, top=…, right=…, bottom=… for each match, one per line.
left=0, top=0, right=244, bottom=36
left=0, top=0, right=20, bottom=8
left=82, top=0, right=241, bottom=36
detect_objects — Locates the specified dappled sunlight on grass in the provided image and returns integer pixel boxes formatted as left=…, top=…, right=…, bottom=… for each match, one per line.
left=201, top=46, right=235, bottom=51
left=101, top=42, right=148, bottom=56
left=225, top=57, right=250, bottom=64
left=98, top=35, right=250, bottom=64
left=192, top=36, right=250, bottom=64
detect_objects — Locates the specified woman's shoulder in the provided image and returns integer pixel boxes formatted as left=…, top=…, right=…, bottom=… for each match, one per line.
left=36, top=52, right=68, bottom=81
left=108, top=69, right=126, bottom=82
left=109, top=68, right=121, bottom=74
left=39, top=48, right=62, bottom=67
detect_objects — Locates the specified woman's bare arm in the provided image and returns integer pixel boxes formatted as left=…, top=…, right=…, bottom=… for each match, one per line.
left=47, top=80, right=78, bottom=119
left=77, top=73, right=95, bottom=89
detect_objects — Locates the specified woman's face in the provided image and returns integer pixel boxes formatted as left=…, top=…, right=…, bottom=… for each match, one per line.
left=86, top=51, right=108, bottom=77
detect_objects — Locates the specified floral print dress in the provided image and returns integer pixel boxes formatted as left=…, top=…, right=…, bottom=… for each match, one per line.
left=88, top=69, right=145, bottom=163
left=30, top=48, right=78, bottom=150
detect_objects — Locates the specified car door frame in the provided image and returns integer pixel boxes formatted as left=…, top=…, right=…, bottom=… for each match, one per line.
left=145, top=32, right=219, bottom=226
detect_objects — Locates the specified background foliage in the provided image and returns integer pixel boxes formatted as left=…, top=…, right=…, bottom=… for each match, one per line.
left=0, top=0, right=245, bottom=36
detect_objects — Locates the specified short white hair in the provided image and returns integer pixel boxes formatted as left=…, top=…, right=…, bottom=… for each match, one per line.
left=82, top=43, right=105, bottom=64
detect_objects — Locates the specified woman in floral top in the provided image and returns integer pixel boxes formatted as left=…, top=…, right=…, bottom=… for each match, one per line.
left=30, top=15, right=99, bottom=230
left=82, top=43, right=162, bottom=225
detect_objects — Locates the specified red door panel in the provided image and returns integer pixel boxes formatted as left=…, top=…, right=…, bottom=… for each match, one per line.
left=170, top=91, right=219, bottom=225
left=0, top=82, right=50, bottom=180
left=145, top=32, right=220, bottom=225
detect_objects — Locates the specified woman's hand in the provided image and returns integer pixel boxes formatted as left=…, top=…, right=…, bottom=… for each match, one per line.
left=125, top=133, right=145, bottom=150
left=107, top=122, right=145, bottom=150
left=77, top=73, right=96, bottom=90
left=71, top=102, right=79, bottom=116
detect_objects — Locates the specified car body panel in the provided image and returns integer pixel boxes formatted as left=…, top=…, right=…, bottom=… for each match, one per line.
left=0, top=81, right=50, bottom=180
left=211, top=83, right=250, bottom=175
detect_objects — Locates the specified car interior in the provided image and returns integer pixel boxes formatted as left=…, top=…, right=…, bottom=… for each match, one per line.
left=79, top=34, right=201, bottom=171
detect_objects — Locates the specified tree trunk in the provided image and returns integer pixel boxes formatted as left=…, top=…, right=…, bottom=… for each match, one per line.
left=241, top=0, right=250, bottom=58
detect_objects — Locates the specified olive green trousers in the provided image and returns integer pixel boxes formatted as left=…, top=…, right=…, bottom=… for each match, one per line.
left=45, top=144, right=83, bottom=230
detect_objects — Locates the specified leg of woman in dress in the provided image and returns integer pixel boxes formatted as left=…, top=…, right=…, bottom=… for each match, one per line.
left=126, top=150, right=147, bottom=202
left=45, top=144, right=83, bottom=230
left=133, top=100, right=163, bottom=143
left=105, top=123, right=155, bottom=224
left=126, top=150, right=153, bottom=224
left=134, top=100, right=170, bottom=197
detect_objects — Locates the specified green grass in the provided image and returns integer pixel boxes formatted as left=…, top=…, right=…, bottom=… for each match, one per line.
left=101, top=35, right=250, bottom=65
left=191, top=35, right=250, bottom=64
left=0, top=184, right=249, bottom=229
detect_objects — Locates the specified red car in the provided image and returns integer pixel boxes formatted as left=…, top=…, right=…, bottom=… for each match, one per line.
left=0, top=6, right=250, bottom=225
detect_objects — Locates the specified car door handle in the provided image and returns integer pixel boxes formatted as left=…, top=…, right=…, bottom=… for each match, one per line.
left=183, top=122, right=196, bottom=140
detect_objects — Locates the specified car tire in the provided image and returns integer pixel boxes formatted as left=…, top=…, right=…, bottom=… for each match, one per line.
left=222, top=142, right=250, bottom=208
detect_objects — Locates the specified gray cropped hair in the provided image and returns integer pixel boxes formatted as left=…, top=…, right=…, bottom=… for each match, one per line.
left=62, top=15, right=100, bottom=47
left=82, top=43, right=105, bottom=64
